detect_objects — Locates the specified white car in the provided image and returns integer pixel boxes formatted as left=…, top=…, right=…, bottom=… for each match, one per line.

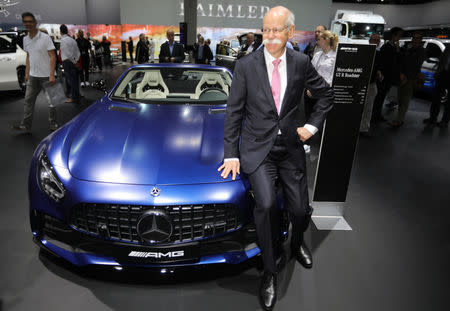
left=0, top=32, right=27, bottom=93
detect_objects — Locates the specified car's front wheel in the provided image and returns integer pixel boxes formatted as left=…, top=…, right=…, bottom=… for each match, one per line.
left=17, top=66, right=26, bottom=95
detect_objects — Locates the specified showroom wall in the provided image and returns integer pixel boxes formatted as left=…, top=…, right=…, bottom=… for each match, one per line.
left=0, top=0, right=120, bottom=26
left=331, top=1, right=450, bottom=28
left=120, top=0, right=332, bottom=31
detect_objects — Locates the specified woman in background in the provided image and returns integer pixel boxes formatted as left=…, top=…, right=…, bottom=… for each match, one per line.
left=304, top=30, right=338, bottom=153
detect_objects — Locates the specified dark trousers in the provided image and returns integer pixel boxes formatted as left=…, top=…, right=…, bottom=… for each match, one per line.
left=372, top=79, right=392, bottom=121
left=429, top=71, right=450, bottom=123
left=103, top=53, right=112, bottom=67
left=128, top=49, right=134, bottom=63
left=247, top=135, right=311, bottom=273
left=80, top=55, right=90, bottom=83
left=62, top=60, right=80, bottom=100
left=95, top=56, right=102, bottom=70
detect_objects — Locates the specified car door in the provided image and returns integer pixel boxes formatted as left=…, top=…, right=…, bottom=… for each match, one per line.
left=0, top=35, right=19, bottom=91
left=215, top=44, right=237, bottom=72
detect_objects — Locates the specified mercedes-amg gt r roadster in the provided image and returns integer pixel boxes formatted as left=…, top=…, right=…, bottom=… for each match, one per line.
left=29, top=64, right=287, bottom=269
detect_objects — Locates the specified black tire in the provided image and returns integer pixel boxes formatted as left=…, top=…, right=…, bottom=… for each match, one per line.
left=17, top=66, right=26, bottom=95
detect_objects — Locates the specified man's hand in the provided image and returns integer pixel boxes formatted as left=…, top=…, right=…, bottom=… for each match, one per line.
left=306, top=90, right=312, bottom=98
left=49, top=74, right=56, bottom=86
left=297, top=127, right=313, bottom=142
left=25, top=72, right=29, bottom=82
left=170, top=57, right=175, bottom=62
left=165, top=56, right=170, bottom=62
left=399, top=73, right=407, bottom=86
left=218, top=160, right=240, bottom=181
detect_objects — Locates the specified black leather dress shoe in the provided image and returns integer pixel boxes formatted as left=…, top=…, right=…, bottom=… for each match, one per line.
left=259, top=272, right=277, bottom=311
left=294, top=243, right=313, bottom=269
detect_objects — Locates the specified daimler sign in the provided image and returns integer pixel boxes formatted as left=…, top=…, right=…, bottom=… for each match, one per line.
left=179, top=2, right=270, bottom=19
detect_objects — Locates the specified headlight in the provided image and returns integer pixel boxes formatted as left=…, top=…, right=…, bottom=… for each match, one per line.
left=37, top=151, right=65, bottom=202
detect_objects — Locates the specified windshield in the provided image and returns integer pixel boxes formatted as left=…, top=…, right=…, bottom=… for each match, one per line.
left=348, top=23, right=384, bottom=39
left=111, top=67, right=232, bottom=104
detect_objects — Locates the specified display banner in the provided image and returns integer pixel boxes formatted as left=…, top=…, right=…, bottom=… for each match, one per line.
left=312, top=43, right=376, bottom=205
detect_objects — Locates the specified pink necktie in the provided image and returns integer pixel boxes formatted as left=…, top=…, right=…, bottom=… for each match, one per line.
left=271, top=59, right=281, bottom=114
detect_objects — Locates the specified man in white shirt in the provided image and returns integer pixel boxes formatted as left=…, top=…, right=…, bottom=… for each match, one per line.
left=60, top=24, right=80, bottom=103
left=13, top=12, right=57, bottom=133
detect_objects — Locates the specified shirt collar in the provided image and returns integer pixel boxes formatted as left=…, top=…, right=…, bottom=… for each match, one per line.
left=264, top=46, right=287, bottom=67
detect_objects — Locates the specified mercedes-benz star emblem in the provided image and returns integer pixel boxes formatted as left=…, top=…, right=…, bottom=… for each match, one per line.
left=137, top=210, right=173, bottom=244
left=150, top=187, right=161, bottom=197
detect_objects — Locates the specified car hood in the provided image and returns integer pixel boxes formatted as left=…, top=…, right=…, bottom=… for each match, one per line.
left=68, top=101, right=231, bottom=185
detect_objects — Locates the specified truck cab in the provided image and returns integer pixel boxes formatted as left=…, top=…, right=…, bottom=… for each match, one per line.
left=331, top=10, right=385, bottom=44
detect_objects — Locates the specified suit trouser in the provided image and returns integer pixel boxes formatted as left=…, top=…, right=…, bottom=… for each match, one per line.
left=128, top=49, right=133, bottom=63
left=21, top=76, right=57, bottom=129
left=360, top=82, right=377, bottom=132
left=372, top=80, right=392, bottom=121
left=429, top=71, right=450, bottom=123
left=247, top=135, right=311, bottom=274
left=62, top=60, right=80, bottom=100
left=396, top=79, right=414, bottom=123
left=80, top=55, right=90, bottom=83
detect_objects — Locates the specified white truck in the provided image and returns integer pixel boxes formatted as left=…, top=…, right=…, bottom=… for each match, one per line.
left=330, top=10, right=386, bottom=44
left=0, top=32, right=27, bottom=93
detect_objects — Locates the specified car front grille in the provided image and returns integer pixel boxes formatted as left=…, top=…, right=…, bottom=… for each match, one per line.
left=70, top=203, right=243, bottom=245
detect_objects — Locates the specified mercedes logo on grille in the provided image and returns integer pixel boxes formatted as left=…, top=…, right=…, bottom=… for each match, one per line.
left=137, top=210, right=173, bottom=244
left=150, top=187, right=161, bottom=197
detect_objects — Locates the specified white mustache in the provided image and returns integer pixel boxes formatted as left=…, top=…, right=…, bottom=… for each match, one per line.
left=262, top=38, right=283, bottom=45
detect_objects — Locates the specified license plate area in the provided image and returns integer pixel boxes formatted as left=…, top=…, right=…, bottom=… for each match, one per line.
left=118, top=242, right=200, bottom=264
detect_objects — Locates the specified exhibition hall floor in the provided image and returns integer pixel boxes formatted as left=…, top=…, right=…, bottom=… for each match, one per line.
left=1, top=65, right=449, bottom=311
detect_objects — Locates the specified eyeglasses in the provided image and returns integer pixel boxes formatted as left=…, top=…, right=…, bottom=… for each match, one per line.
left=22, top=19, right=35, bottom=24
left=261, top=26, right=288, bottom=34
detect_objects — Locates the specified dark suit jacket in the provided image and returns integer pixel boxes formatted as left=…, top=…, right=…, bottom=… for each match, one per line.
left=224, top=48, right=334, bottom=174
left=159, top=41, right=185, bottom=63
left=378, top=41, right=401, bottom=84
left=193, top=43, right=213, bottom=64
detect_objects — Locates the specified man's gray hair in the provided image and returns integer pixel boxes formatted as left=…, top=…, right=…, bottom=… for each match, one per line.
left=286, top=10, right=295, bottom=27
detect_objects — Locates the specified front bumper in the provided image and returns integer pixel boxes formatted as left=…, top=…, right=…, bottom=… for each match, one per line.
left=31, top=211, right=260, bottom=268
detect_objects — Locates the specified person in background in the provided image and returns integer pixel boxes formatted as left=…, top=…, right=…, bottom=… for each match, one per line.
left=371, top=27, right=403, bottom=123
left=194, top=35, right=213, bottom=64
left=423, top=46, right=450, bottom=128
left=101, top=36, right=112, bottom=68
left=159, top=29, right=185, bottom=63
left=13, top=12, right=58, bottom=133
left=86, top=32, right=95, bottom=71
left=127, top=36, right=134, bottom=63
left=60, top=24, right=80, bottom=103
left=76, top=30, right=91, bottom=87
left=93, top=39, right=103, bottom=71
left=149, top=37, right=155, bottom=63
left=389, top=32, right=425, bottom=127
left=303, top=30, right=338, bottom=153
left=303, top=25, right=327, bottom=59
left=135, top=33, right=149, bottom=64
left=360, top=33, right=382, bottom=136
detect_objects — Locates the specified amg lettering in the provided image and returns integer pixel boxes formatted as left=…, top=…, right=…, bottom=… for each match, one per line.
left=128, top=250, right=185, bottom=258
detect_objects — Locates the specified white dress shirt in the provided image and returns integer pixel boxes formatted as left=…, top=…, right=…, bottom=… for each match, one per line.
left=224, top=46, right=318, bottom=163
left=311, top=50, right=336, bottom=86
left=60, top=34, right=80, bottom=64
left=23, top=31, right=55, bottom=77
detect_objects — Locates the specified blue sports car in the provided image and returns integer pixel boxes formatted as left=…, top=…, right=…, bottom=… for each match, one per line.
left=29, top=64, right=288, bottom=269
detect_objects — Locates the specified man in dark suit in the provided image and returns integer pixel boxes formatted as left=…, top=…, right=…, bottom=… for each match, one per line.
left=371, top=27, right=403, bottom=123
left=218, top=6, right=333, bottom=311
left=303, top=25, right=327, bottom=59
left=159, top=29, right=185, bottom=63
